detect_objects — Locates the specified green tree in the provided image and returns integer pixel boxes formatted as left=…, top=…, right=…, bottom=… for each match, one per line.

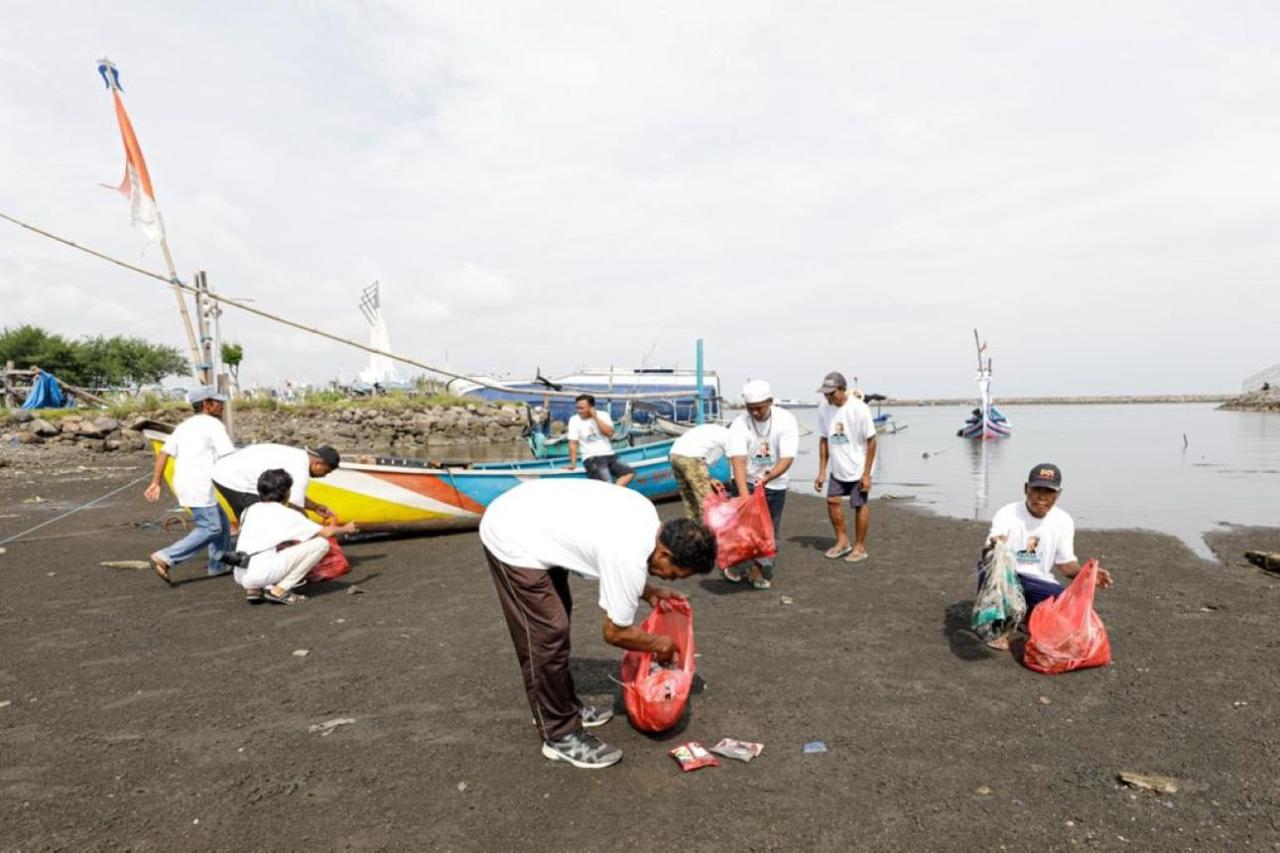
left=221, top=342, right=244, bottom=393
left=0, top=325, right=188, bottom=388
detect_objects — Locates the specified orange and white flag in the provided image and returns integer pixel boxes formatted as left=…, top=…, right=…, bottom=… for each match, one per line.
left=98, top=57, right=166, bottom=243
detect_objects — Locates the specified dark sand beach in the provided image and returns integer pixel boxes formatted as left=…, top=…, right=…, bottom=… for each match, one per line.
left=2, top=447, right=1278, bottom=850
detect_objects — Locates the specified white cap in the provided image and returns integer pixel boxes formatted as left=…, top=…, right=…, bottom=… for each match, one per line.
left=742, top=380, right=772, bottom=404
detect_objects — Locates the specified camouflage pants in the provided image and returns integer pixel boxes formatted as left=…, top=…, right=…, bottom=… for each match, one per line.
left=670, top=453, right=714, bottom=520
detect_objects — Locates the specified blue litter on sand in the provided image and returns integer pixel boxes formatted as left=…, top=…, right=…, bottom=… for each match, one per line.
left=803, top=741, right=829, bottom=754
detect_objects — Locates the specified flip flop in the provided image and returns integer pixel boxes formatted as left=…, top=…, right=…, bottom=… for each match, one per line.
left=722, top=566, right=744, bottom=583
left=244, top=588, right=264, bottom=604
left=149, top=553, right=173, bottom=586
left=263, top=589, right=308, bottom=605
left=824, top=545, right=853, bottom=559
left=843, top=552, right=869, bottom=563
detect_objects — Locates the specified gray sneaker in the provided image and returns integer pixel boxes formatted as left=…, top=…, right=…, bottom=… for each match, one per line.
left=580, top=705, right=614, bottom=729
left=541, top=731, right=623, bottom=769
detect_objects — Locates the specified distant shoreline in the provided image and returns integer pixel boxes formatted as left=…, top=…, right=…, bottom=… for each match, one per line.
left=880, top=393, right=1231, bottom=407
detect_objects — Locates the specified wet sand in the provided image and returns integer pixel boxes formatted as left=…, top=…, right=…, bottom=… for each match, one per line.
left=2, top=447, right=1278, bottom=850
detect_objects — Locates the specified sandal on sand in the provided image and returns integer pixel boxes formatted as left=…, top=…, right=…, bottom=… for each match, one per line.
left=722, top=566, right=744, bottom=583
left=244, top=588, right=264, bottom=604
left=750, top=574, right=772, bottom=590
left=263, top=589, right=307, bottom=605
left=149, top=553, right=173, bottom=586
left=824, top=545, right=853, bottom=559
left=844, top=551, right=869, bottom=563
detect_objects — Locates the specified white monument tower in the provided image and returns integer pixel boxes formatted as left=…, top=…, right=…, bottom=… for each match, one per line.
left=358, top=282, right=398, bottom=386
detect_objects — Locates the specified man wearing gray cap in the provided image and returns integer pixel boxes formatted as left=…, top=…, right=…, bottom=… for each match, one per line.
left=144, top=387, right=235, bottom=585
left=813, top=371, right=878, bottom=563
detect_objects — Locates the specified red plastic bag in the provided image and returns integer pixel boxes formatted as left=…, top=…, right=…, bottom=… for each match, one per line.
left=619, top=599, right=696, bottom=732
left=702, top=488, right=777, bottom=569
left=1024, top=559, right=1111, bottom=674
left=305, top=538, right=351, bottom=583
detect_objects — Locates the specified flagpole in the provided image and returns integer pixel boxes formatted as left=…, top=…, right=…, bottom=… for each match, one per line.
left=96, top=56, right=203, bottom=383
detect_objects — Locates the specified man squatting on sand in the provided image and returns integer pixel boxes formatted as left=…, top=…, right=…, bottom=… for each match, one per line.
left=724, top=380, right=799, bottom=590
left=565, top=393, right=635, bottom=487
left=979, top=462, right=1114, bottom=649
left=480, top=479, right=718, bottom=769
left=668, top=422, right=730, bottom=519
left=144, top=387, right=234, bottom=585
left=813, top=371, right=878, bottom=563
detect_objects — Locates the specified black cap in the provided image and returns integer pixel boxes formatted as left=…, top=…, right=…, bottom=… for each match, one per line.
left=1026, top=463, right=1062, bottom=491
left=308, top=445, right=341, bottom=469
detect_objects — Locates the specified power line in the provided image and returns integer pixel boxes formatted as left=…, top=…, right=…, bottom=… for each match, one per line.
left=0, top=211, right=704, bottom=402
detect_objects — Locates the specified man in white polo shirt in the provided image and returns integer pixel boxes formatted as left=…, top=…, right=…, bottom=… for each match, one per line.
left=143, top=387, right=235, bottom=585
left=212, top=443, right=340, bottom=523
left=813, top=371, right=878, bottom=563
left=979, top=463, right=1113, bottom=648
left=566, top=394, right=634, bottom=487
left=725, top=380, right=799, bottom=589
left=668, top=423, right=730, bottom=518
left=480, top=479, right=717, bottom=769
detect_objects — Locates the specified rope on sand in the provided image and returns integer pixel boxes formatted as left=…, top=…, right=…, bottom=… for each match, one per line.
left=0, top=474, right=150, bottom=548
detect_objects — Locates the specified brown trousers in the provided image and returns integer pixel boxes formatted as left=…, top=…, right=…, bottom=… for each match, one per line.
left=484, top=548, right=582, bottom=743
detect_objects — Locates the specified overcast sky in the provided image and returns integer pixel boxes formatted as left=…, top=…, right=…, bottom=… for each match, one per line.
left=2, top=1, right=1277, bottom=398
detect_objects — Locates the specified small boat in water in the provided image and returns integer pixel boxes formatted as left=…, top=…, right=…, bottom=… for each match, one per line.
left=957, top=330, right=1011, bottom=440
left=146, top=430, right=727, bottom=534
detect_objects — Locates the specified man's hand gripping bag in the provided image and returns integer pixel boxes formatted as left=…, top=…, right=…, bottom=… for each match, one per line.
left=1024, top=559, right=1112, bottom=674
left=702, top=488, right=777, bottom=569
left=619, top=599, right=696, bottom=732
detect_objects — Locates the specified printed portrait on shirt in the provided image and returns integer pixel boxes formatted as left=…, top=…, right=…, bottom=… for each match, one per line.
left=830, top=421, right=849, bottom=444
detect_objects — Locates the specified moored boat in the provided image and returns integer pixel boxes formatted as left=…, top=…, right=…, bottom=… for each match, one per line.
left=957, top=330, right=1011, bottom=440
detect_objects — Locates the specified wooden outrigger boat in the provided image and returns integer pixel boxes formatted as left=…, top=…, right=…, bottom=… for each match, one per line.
left=146, top=430, right=729, bottom=533
left=957, top=330, right=1011, bottom=440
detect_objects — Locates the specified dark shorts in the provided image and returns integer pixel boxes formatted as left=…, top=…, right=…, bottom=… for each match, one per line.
left=583, top=454, right=635, bottom=483
left=828, top=477, right=869, bottom=508
left=213, top=482, right=260, bottom=522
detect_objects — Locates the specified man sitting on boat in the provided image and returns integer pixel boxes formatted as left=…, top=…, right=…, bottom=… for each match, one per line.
left=480, top=479, right=717, bottom=769
left=212, top=443, right=341, bottom=523
left=668, top=423, right=730, bottom=519
left=565, top=394, right=635, bottom=487
left=813, top=371, right=878, bottom=563
left=143, top=387, right=235, bottom=585
left=726, top=380, right=799, bottom=589
left=979, top=463, right=1113, bottom=649
left=232, top=468, right=356, bottom=605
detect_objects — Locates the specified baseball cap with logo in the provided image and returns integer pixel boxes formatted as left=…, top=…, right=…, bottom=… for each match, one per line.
left=816, top=371, right=848, bottom=393
left=742, top=380, right=772, bottom=404
left=1026, top=463, right=1063, bottom=491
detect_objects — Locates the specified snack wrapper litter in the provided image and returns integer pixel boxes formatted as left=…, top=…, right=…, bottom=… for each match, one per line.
left=670, top=741, right=719, bottom=772
left=710, top=738, right=764, bottom=762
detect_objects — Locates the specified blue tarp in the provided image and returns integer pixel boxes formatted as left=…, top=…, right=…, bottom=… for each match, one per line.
left=20, top=371, right=66, bottom=409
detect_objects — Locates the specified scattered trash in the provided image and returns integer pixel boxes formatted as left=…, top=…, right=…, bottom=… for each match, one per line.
left=1232, top=701, right=1248, bottom=708
left=347, top=585, right=364, bottom=595
left=292, top=649, right=310, bottom=657
left=803, top=740, right=829, bottom=754
left=100, top=560, right=149, bottom=570
left=670, top=741, right=719, bottom=772
left=307, top=717, right=356, bottom=736
left=0, top=700, right=11, bottom=709
left=976, top=785, right=993, bottom=796
left=22, top=496, right=48, bottom=504
left=780, top=596, right=794, bottom=606
left=193, top=818, right=200, bottom=825
left=1117, top=771, right=1179, bottom=795
left=0, top=547, right=6, bottom=555
left=45, top=571, right=55, bottom=577
left=710, top=738, right=764, bottom=762
left=1038, top=696, right=1052, bottom=705
left=1245, top=551, right=1280, bottom=574
left=456, top=782, right=468, bottom=793
left=335, top=618, right=346, bottom=624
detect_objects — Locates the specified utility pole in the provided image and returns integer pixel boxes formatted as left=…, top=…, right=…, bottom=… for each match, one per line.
left=192, top=271, right=214, bottom=387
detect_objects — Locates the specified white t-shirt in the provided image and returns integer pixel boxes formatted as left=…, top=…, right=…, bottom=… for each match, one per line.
left=726, top=406, right=800, bottom=491
left=162, top=414, right=234, bottom=508
left=212, top=443, right=311, bottom=508
left=566, top=410, right=616, bottom=460
left=817, top=398, right=877, bottom=482
left=670, top=424, right=731, bottom=464
left=988, top=501, right=1077, bottom=583
left=234, top=501, right=323, bottom=588
left=480, top=480, right=659, bottom=627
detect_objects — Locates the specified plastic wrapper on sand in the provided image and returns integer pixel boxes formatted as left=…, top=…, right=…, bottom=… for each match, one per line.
left=619, top=599, right=696, bottom=732
left=1024, top=559, right=1112, bottom=674
left=702, top=488, right=776, bottom=569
